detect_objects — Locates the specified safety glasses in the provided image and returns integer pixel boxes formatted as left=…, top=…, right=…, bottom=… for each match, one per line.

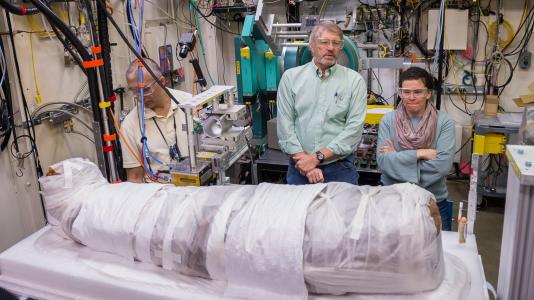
left=127, top=80, right=158, bottom=97
left=315, top=38, right=344, bottom=49
left=398, top=88, right=429, bottom=98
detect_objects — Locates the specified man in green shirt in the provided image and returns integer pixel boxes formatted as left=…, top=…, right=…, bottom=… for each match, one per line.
left=277, top=22, right=367, bottom=185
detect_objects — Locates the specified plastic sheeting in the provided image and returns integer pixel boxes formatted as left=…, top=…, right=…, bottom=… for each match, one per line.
left=224, top=183, right=326, bottom=300
left=304, top=184, right=444, bottom=294
left=39, top=158, right=452, bottom=299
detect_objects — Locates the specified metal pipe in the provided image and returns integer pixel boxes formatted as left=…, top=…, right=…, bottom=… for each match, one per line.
left=272, top=23, right=302, bottom=27
left=35, top=109, right=93, bottom=132
left=228, top=91, right=235, bottom=107
left=357, top=43, right=380, bottom=50
left=275, top=31, right=308, bottom=34
left=31, top=102, right=92, bottom=118
left=200, top=144, right=226, bottom=153
left=275, top=34, right=308, bottom=38
left=436, top=2, right=446, bottom=110
left=186, top=108, right=196, bottom=169
left=280, top=42, right=309, bottom=47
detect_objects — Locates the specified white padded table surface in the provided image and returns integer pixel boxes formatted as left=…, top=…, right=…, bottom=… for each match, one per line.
left=0, top=227, right=488, bottom=300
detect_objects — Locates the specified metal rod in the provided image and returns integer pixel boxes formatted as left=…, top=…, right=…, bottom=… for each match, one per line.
left=275, top=31, right=308, bottom=34
left=276, top=34, right=308, bottom=38
left=272, top=23, right=302, bottom=27
left=186, top=108, right=197, bottom=169
left=436, top=4, right=446, bottom=110
left=200, top=144, right=226, bottom=153
left=86, top=13, right=118, bottom=182
left=228, top=91, right=235, bottom=107
left=280, top=42, right=309, bottom=47
left=357, top=43, right=380, bottom=50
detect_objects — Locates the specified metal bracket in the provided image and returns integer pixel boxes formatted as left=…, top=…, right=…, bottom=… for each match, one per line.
left=24, top=99, right=91, bottom=128
left=441, top=84, right=485, bottom=95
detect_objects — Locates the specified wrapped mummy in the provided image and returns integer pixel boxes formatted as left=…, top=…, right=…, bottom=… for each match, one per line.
left=39, top=158, right=450, bottom=299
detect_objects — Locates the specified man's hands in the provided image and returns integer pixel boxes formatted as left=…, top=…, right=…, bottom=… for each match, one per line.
left=306, top=168, right=324, bottom=184
left=294, top=153, right=320, bottom=174
left=292, top=152, right=323, bottom=184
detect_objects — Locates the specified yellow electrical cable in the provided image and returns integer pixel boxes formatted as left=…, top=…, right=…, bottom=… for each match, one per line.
left=26, top=4, right=67, bottom=38
left=450, top=52, right=485, bottom=75
left=319, top=0, right=329, bottom=17
left=382, top=46, right=387, bottom=57
left=27, top=15, right=55, bottom=38
left=409, top=0, right=421, bottom=10
left=29, top=33, right=42, bottom=105
left=448, top=52, right=471, bottom=107
left=503, top=0, right=528, bottom=49
left=488, top=19, right=514, bottom=49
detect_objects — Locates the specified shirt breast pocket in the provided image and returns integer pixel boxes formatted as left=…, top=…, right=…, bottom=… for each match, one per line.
left=328, top=91, right=350, bottom=120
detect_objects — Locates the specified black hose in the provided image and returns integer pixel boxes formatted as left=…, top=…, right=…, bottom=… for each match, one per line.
left=29, top=0, right=100, bottom=120
left=5, top=10, right=47, bottom=222
left=96, top=0, right=125, bottom=181
left=0, top=31, right=16, bottom=152
left=97, top=2, right=113, bottom=99
left=485, top=57, right=514, bottom=89
left=28, top=0, right=110, bottom=178
left=49, top=23, right=86, bottom=74
left=5, top=11, right=42, bottom=176
left=81, top=0, right=117, bottom=179
left=0, top=0, right=39, bottom=15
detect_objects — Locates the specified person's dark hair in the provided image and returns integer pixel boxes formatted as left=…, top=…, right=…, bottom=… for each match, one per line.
left=399, top=67, right=434, bottom=90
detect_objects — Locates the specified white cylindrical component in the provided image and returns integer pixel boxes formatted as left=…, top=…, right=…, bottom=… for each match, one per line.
left=200, top=144, right=226, bottom=153
left=204, top=116, right=232, bottom=138
left=228, top=92, right=235, bottom=107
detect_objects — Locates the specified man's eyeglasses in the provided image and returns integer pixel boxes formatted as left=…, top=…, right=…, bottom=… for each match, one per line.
left=127, top=80, right=158, bottom=97
left=398, top=88, right=429, bottom=98
left=315, top=38, right=344, bottom=49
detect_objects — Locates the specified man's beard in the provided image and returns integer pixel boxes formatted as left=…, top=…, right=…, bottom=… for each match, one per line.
left=319, top=56, right=336, bottom=67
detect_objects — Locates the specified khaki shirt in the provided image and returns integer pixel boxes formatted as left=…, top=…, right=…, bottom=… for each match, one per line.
left=120, top=89, right=191, bottom=178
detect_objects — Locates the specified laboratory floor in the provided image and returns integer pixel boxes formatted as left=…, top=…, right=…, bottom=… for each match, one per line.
left=447, top=180, right=504, bottom=297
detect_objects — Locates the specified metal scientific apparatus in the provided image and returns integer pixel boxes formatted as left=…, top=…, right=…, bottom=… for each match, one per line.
left=169, top=86, right=251, bottom=186
left=234, top=0, right=361, bottom=145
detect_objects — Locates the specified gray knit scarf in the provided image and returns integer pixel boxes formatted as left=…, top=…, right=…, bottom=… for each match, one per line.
left=395, top=101, right=438, bottom=150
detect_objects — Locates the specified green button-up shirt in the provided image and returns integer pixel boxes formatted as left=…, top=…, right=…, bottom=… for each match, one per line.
left=277, top=61, right=367, bottom=158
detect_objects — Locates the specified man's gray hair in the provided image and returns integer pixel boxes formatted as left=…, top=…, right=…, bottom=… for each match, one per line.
left=125, top=58, right=163, bottom=82
left=309, top=22, right=344, bottom=44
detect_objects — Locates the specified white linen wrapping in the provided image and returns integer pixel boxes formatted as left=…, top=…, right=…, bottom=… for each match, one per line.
left=38, top=158, right=461, bottom=299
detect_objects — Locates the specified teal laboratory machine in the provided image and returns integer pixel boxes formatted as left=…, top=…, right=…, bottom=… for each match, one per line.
left=234, top=13, right=360, bottom=147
